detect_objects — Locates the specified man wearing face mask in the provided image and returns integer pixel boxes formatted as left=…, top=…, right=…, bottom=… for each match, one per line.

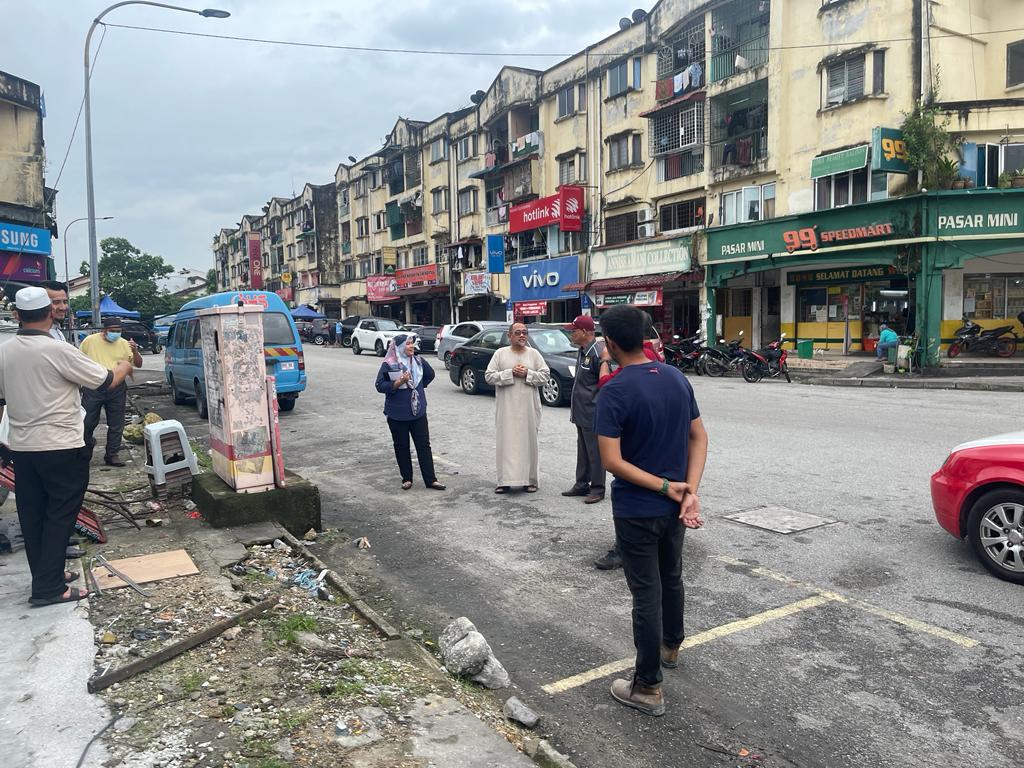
left=79, top=317, right=142, bottom=466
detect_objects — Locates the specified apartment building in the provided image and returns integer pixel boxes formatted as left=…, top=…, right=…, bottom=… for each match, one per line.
left=213, top=0, right=1023, bottom=355
left=0, top=69, right=55, bottom=287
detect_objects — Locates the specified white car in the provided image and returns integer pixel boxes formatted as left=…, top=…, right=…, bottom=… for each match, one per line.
left=351, top=318, right=404, bottom=356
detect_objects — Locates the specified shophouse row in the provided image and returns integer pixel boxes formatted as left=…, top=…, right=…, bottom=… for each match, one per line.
left=213, top=0, right=1024, bottom=362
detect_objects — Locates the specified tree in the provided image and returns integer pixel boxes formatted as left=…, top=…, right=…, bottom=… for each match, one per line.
left=79, top=236, right=180, bottom=318
left=205, top=268, right=218, bottom=295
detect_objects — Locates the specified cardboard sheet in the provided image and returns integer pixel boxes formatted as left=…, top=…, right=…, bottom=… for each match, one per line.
left=91, top=549, right=199, bottom=591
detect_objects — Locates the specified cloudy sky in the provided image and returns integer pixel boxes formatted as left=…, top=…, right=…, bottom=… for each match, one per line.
left=5, top=0, right=633, bottom=277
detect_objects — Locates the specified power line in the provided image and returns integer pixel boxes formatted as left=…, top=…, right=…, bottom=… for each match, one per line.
left=102, top=21, right=1024, bottom=58
left=44, top=24, right=108, bottom=210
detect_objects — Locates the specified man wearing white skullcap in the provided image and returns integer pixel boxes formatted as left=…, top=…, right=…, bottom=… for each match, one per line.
left=0, top=287, right=132, bottom=606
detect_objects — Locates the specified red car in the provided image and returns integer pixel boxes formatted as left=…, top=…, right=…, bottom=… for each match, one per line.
left=931, top=432, right=1024, bottom=584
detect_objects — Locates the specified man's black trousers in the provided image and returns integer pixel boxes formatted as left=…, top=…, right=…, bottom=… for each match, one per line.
left=386, top=415, right=438, bottom=486
left=82, top=382, right=126, bottom=460
left=13, top=447, right=90, bottom=600
left=614, top=514, right=686, bottom=687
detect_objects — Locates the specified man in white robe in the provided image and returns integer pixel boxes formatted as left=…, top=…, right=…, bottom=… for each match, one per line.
left=485, top=322, right=550, bottom=492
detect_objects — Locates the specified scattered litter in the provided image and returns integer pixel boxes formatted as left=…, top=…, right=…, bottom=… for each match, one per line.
left=185, top=510, right=202, bottom=520
left=353, top=537, right=371, bottom=550
left=302, top=529, right=318, bottom=542
left=183, top=500, right=197, bottom=511
left=316, top=586, right=334, bottom=601
left=131, top=628, right=168, bottom=642
left=143, top=412, right=162, bottom=425
left=230, top=564, right=248, bottom=576
left=144, top=518, right=164, bottom=527
left=101, top=630, right=117, bottom=644
left=739, top=748, right=750, bottom=757
left=272, top=538, right=291, bottom=553
left=222, top=626, right=241, bottom=641
left=146, top=501, right=163, bottom=512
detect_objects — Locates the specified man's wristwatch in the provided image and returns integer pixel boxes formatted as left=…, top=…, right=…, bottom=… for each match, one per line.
left=658, top=478, right=669, bottom=495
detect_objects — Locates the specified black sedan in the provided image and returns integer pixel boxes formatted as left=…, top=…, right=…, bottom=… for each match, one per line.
left=447, top=324, right=578, bottom=407
left=409, top=325, right=440, bottom=354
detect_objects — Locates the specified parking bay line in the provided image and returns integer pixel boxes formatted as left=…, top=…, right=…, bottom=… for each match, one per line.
left=541, top=595, right=831, bottom=695
left=712, top=555, right=978, bottom=649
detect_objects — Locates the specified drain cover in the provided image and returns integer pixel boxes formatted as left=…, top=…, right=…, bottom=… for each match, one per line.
left=724, top=505, right=837, bottom=534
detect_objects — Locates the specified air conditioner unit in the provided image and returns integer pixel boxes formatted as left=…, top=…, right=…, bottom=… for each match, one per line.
left=638, top=222, right=656, bottom=238
left=637, top=207, right=655, bottom=223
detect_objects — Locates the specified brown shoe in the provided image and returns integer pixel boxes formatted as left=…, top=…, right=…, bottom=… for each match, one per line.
left=610, top=678, right=665, bottom=716
left=583, top=492, right=605, bottom=504
left=661, top=644, right=680, bottom=669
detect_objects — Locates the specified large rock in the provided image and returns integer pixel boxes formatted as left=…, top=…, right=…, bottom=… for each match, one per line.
left=502, top=697, right=539, bottom=729
left=473, top=655, right=511, bottom=690
left=438, top=617, right=476, bottom=650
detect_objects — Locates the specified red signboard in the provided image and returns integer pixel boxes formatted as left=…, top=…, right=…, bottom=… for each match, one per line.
left=395, top=263, right=439, bottom=290
left=275, top=286, right=293, bottom=302
left=514, top=301, right=547, bottom=317
left=509, top=185, right=584, bottom=234
left=247, top=233, right=263, bottom=289
left=366, top=274, right=399, bottom=302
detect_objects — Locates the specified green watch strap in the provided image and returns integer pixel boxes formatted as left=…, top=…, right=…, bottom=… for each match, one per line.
left=659, top=478, right=669, bottom=495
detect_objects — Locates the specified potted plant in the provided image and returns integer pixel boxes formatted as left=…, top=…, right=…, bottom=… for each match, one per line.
left=1013, top=169, right=1024, bottom=189
left=998, top=171, right=1013, bottom=189
left=963, top=176, right=975, bottom=189
left=938, top=157, right=960, bottom=189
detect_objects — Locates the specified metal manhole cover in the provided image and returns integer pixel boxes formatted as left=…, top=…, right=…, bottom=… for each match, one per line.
left=723, top=505, right=838, bottom=534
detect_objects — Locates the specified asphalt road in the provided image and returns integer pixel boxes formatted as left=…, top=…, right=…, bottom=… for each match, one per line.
left=138, top=347, right=1024, bottom=768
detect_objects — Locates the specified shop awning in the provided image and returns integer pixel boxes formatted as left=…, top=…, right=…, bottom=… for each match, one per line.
left=567, top=271, right=702, bottom=294
left=443, top=237, right=482, bottom=249
left=638, top=90, right=705, bottom=118
left=392, top=285, right=449, bottom=297
left=810, top=145, right=869, bottom=179
left=458, top=292, right=506, bottom=305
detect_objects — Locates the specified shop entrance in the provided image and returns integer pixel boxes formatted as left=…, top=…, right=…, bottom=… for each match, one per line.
left=795, top=276, right=910, bottom=352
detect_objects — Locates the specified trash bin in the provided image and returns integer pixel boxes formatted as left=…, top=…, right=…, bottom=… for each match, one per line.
left=887, top=346, right=898, bottom=364
left=797, top=339, right=813, bottom=359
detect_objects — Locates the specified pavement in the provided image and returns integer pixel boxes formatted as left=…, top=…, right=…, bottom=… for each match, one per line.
left=136, top=348, right=1024, bottom=768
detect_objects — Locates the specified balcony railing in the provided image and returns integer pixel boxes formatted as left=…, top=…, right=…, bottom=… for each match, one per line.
left=710, top=127, right=768, bottom=172
left=486, top=205, right=509, bottom=227
left=341, top=241, right=351, bottom=255
left=710, top=33, right=769, bottom=82
left=663, top=149, right=705, bottom=181
left=339, top=203, right=350, bottom=217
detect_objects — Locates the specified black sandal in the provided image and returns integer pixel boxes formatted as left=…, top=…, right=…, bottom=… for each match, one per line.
left=64, top=571, right=79, bottom=584
left=524, top=485, right=538, bottom=493
left=401, top=481, right=413, bottom=490
left=29, top=587, right=89, bottom=606
left=428, top=482, right=447, bottom=491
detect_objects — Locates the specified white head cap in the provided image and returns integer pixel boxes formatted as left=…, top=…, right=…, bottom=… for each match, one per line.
left=15, top=286, right=51, bottom=311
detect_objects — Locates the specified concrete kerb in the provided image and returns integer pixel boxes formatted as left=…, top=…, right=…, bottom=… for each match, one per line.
left=262, top=533, right=579, bottom=768
left=797, top=376, right=1024, bottom=392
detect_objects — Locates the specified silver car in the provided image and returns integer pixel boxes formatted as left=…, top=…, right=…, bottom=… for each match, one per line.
left=437, top=320, right=508, bottom=369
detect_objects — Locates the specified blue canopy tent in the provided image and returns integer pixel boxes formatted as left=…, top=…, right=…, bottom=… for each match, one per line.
left=75, top=295, right=141, bottom=320
left=291, top=305, right=325, bottom=320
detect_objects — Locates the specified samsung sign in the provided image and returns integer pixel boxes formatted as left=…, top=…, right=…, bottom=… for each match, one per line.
left=510, top=255, right=579, bottom=302
left=0, top=222, right=51, bottom=255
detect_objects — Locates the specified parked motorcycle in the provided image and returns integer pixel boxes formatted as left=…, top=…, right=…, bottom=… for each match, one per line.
left=664, top=333, right=705, bottom=374
left=702, top=331, right=746, bottom=377
left=741, top=333, right=792, bottom=383
left=946, top=311, right=1024, bottom=358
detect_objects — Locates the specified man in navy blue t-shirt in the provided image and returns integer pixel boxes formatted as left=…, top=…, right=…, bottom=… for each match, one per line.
left=595, top=305, right=708, bottom=717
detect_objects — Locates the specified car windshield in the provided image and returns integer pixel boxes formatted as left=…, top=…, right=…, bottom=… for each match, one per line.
left=263, top=312, right=297, bottom=345
left=377, top=319, right=402, bottom=331
left=529, top=328, right=576, bottom=354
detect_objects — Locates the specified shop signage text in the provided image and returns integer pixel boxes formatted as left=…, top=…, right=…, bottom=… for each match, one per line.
left=596, top=290, right=662, bottom=307
left=810, top=145, right=869, bottom=180
left=514, top=301, right=547, bottom=317
left=510, top=254, right=579, bottom=302
left=0, top=253, right=48, bottom=281
left=590, top=237, right=691, bottom=280
left=936, top=212, right=1019, bottom=232
left=509, top=186, right=584, bottom=234
left=247, top=234, right=263, bottom=289
left=463, top=271, right=490, bottom=295
left=787, top=264, right=900, bottom=286
left=871, top=127, right=911, bottom=174
left=486, top=234, right=505, bottom=273
left=0, top=222, right=51, bottom=255
left=395, top=263, right=439, bottom=290
left=782, top=222, right=895, bottom=253
left=366, top=274, right=398, bottom=302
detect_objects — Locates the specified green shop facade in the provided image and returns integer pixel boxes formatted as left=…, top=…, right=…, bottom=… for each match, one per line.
left=703, top=189, right=1024, bottom=364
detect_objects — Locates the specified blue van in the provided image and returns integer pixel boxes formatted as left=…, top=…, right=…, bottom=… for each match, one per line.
left=164, top=291, right=306, bottom=417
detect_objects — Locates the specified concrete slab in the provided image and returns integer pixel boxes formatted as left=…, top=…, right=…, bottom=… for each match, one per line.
left=191, top=470, right=321, bottom=536
left=724, top=505, right=838, bottom=535
left=406, top=695, right=534, bottom=767
left=0, top=551, right=110, bottom=768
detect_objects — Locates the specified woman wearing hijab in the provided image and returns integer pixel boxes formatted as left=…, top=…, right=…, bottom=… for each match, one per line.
left=374, top=334, right=446, bottom=491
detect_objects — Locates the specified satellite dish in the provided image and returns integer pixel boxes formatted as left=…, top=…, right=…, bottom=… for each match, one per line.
left=619, top=17, right=632, bottom=30
left=632, top=8, right=647, bottom=22
left=470, top=91, right=483, bottom=105
left=347, top=155, right=357, bottom=163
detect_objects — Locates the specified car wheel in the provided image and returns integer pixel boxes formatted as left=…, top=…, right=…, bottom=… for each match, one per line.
left=460, top=366, right=478, bottom=395
left=444, top=351, right=452, bottom=370
left=966, top=489, right=1024, bottom=584
left=352, top=339, right=362, bottom=355
left=169, top=374, right=187, bottom=405
left=375, top=340, right=385, bottom=356
left=313, top=334, right=326, bottom=346
left=341, top=335, right=352, bottom=348
left=541, top=375, right=561, bottom=406
left=277, top=396, right=296, bottom=412
left=195, top=381, right=209, bottom=420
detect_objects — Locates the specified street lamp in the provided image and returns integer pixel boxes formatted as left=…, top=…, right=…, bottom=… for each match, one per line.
left=83, top=2, right=230, bottom=325
left=63, top=215, right=113, bottom=284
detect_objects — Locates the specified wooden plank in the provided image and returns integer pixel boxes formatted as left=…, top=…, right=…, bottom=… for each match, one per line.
left=91, top=549, right=199, bottom=590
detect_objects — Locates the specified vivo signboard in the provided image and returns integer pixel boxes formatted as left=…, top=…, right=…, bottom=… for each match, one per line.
left=510, top=255, right=579, bottom=302
left=509, top=186, right=584, bottom=234
left=0, top=222, right=51, bottom=255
